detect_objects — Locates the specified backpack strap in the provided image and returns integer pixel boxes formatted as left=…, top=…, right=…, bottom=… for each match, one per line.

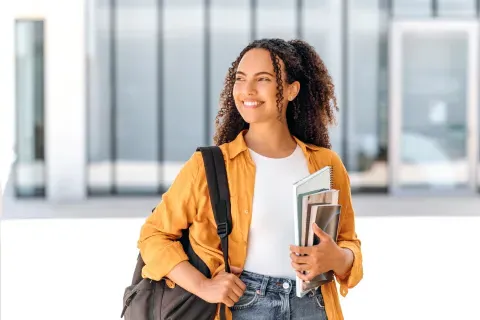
left=197, top=146, right=232, bottom=320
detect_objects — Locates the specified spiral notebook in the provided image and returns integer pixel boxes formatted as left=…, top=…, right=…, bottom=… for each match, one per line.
left=292, top=166, right=341, bottom=297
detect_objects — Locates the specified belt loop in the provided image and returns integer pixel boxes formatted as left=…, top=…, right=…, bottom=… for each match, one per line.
left=258, top=275, right=269, bottom=296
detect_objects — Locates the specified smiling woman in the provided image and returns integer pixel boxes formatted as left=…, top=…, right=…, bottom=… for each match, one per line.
left=138, top=38, right=362, bottom=320
left=214, top=39, right=338, bottom=151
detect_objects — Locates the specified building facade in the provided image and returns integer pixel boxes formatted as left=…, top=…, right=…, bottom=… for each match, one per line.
left=1, top=0, right=480, bottom=201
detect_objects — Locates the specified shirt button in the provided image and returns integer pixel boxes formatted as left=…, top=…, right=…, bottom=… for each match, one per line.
left=244, top=209, right=248, bottom=214
left=283, top=282, right=290, bottom=289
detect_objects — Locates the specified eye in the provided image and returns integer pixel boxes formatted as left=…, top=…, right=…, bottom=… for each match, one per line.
left=235, top=77, right=244, bottom=81
left=258, top=77, right=270, bottom=82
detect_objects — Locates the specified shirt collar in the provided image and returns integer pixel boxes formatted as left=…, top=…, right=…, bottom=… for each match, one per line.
left=227, top=130, right=322, bottom=160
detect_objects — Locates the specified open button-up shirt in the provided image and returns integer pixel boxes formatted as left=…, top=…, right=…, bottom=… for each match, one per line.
left=138, top=130, right=363, bottom=320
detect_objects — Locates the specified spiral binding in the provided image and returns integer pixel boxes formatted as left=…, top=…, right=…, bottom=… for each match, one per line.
left=328, top=165, right=333, bottom=189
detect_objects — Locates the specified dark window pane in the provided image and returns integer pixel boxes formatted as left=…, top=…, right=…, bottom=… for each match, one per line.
left=347, top=0, right=387, bottom=190
left=163, top=0, right=206, bottom=188
left=393, top=0, right=432, bottom=17
left=438, top=0, right=476, bottom=17
left=115, top=0, right=159, bottom=193
left=15, top=20, right=45, bottom=197
left=87, top=0, right=113, bottom=194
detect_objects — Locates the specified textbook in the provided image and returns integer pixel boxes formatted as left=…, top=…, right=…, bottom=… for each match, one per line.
left=292, top=166, right=341, bottom=297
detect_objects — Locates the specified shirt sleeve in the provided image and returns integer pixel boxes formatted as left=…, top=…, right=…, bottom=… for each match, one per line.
left=331, top=151, right=363, bottom=297
left=137, top=152, right=201, bottom=281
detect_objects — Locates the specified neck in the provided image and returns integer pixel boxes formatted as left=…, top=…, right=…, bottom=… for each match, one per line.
left=244, top=121, right=297, bottom=158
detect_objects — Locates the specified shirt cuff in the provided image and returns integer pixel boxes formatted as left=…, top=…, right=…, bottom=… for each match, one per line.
left=141, top=241, right=189, bottom=281
left=335, top=241, right=363, bottom=297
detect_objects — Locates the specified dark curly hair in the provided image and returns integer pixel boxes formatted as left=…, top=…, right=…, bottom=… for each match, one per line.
left=213, top=38, right=338, bottom=149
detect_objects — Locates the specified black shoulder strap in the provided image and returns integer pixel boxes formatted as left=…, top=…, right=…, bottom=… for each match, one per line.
left=197, top=146, right=232, bottom=272
left=197, top=146, right=232, bottom=320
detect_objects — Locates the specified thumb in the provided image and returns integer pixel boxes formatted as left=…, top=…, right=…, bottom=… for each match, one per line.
left=313, top=223, right=329, bottom=240
left=230, top=266, right=243, bottom=275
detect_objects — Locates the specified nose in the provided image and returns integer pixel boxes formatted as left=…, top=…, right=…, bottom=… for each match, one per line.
left=245, top=79, right=257, bottom=96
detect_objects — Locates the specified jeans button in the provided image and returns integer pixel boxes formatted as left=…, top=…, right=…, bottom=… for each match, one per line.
left=283, top=282, right=290, bottom=289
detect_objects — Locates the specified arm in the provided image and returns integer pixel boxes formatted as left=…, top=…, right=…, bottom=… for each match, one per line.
left=331, top=152, right=363, bottom=297
left=137, top=152, right=245, bottom=306
left=166, top=261, right=246, bottom=307
left=137, top=153, right=200, bottom=281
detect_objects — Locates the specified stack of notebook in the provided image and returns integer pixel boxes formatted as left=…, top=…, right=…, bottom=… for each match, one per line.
left=292, top=166, right=341, bottom=297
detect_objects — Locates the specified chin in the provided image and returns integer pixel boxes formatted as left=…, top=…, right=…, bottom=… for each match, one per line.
left=238, top=111, right=261, bottom=124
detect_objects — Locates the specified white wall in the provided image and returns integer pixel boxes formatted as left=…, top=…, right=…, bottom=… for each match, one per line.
left=0, top=0, right=87, bottom=201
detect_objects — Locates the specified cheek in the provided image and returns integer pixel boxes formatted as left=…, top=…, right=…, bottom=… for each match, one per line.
left=232, top=83, right=242, bottom=100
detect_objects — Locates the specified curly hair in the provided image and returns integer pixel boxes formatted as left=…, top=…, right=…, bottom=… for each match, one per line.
left=213, top=38, right=338, bottom=149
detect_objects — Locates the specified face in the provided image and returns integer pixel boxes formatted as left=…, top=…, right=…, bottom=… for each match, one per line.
left=233, top=48, right=299, bottom=125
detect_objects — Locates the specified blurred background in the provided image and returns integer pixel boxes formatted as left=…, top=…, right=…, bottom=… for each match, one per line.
left=1, top=0, right=479, bottom=319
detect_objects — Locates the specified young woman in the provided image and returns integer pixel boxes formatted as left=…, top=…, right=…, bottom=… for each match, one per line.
left=138, top=38, right=363, bottom=320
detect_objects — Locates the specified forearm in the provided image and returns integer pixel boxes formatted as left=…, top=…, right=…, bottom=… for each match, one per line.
left=166, top=261, right=208, bottom=296
left=333, top=248, right=354, bottom=278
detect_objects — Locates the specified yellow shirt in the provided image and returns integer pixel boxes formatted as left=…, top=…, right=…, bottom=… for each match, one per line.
left=138, top=130, right=363, bottom=320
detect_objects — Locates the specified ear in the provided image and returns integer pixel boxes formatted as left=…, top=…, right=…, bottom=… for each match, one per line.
left=287, top=81, right=300, bottom=101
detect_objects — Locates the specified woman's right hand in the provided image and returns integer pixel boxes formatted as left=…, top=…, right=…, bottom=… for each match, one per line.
left=198, top=266, right=246, bottom=307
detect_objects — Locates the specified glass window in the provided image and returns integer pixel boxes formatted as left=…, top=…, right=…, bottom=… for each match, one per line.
left=163, top=0, right=206, bottom=188
left=302, top=0, right=343, bottom=157
left=87, top=0, right=113, bottom=194
left=256, top=0, right=296, bottom=40
left=14, top=20, right=45, bottom=197
left=438, top=0, right=476, bottom=17
left=209, top=0, right=251, bottom=144
left=115, top=0, right=159, bottom=193
left=393, top=0, right=432, bottom=17
left=347, top=0, right=387, bottom=190
left=398, top=31, right=469, bottom=189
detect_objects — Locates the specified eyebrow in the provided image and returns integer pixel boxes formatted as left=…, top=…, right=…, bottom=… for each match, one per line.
left=236, top=71, right=275, bottom=77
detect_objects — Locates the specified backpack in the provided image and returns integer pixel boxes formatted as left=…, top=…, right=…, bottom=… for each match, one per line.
left=121, top=146, right=232, bottom=320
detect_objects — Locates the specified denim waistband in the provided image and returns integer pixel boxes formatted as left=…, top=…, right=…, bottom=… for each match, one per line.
left=239, top=270, right=303, bottom=296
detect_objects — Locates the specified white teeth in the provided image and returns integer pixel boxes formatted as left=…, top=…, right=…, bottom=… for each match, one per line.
left=244, top=101, right=259, bottom=107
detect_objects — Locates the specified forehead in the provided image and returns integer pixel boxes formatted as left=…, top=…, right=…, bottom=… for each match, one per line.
left=236, top=48, right=285, bottom=73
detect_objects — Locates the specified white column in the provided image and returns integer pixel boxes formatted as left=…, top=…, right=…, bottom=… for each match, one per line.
left=44, top=0, right=87, bottom=201
left=0, top=4, right=15, bottom=197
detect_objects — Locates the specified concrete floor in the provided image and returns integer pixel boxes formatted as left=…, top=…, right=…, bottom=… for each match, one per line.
left=1, top=195, right=479, bottom=319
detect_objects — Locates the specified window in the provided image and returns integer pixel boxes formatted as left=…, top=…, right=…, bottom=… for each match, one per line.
left=115, top=0, right=159, bottom=193
left=209, top=0, right=251, bottom=143
left=87, top=0, right=113, bottom=194
left=14, top=20, right=45, bottom=197
left=163, top=0, right=207, bottom=188
left=302, top=0, right=343, bottom=157
left=256, top=0, right=296, bottom=40
left=347, top=0, right=387, bottom=191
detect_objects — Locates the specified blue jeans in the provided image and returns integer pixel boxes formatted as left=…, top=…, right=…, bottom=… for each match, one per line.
left=231, top=270, right=328, bottom=320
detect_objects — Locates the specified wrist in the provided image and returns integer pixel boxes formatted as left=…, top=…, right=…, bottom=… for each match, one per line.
left=333, top=247, right=352, bottom=276
left=194, top=277, right=210, bottom=300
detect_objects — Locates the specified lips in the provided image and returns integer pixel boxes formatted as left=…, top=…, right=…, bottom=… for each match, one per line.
left=242, top=100, right=264, bottom=108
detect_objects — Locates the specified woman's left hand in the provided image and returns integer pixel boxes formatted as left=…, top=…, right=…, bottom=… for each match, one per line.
left=290, top=223, right=346, bottom=281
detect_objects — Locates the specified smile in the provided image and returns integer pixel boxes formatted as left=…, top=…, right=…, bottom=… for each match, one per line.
left=242, top=100, right=264, bottom=108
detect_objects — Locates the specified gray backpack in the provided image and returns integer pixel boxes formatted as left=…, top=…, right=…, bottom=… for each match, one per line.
left=121, top=146, right=232, bottom=320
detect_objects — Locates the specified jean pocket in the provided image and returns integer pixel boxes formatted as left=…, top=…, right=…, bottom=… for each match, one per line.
left=231, top=287, right=259, bottom=311
left=308, top=289, right=325, bottom=310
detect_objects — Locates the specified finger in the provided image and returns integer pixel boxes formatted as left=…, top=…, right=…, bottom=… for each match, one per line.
left=313, top=223, right=330, bottom=241
left=233, top=276, right=247, bottom=292
left=290, top=245, right=311, bottom=255
left=230, top=266, right=243, bottom=276
left=296, top=270, right=315, bottom=282
left=230, top=281, right=245, bottom=298
left=291, top=262, right=310, bottom=272
left=223, top=295, right=236, bottom=308
left=290, top=252, right=309, bottom=264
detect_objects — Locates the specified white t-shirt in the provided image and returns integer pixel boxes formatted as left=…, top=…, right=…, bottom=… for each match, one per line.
left=243, top=145, right=310, bottom=279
